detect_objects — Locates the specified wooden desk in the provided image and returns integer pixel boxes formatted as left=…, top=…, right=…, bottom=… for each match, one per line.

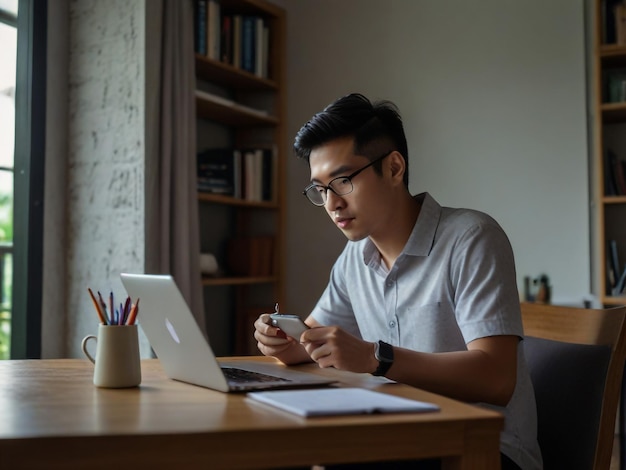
left=0, top=358, right=503, bottom=469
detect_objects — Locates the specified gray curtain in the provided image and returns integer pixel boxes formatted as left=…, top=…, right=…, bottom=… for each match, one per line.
left=145, top=0, right=206, bottom=334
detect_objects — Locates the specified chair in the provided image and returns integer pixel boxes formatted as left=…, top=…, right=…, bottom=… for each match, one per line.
left=521, top=302, right=626, bottom=470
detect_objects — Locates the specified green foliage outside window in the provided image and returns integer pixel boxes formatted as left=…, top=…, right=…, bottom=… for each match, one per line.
left=0, top=187, right=12, bottom=360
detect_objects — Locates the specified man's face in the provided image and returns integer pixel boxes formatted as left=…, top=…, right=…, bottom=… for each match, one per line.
left=308, top=138, right=393, bottom=241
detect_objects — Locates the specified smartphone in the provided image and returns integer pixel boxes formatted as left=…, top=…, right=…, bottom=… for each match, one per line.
left=269, top=314, right=310, bottom=339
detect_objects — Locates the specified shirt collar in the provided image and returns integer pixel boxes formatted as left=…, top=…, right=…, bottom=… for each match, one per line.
left=404, top=192, right=441, bottom=257
left=362, top=192, right=441, bottom=266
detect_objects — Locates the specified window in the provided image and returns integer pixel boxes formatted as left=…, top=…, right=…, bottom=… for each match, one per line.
left=0, top=0, right=17, bottom=360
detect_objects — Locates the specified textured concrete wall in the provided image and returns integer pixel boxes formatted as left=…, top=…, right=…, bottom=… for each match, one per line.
left=65, top=0, right=148, bottom=357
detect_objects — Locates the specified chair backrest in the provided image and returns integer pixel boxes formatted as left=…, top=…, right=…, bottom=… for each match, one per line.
left=521, top=302, right=626, bottom=470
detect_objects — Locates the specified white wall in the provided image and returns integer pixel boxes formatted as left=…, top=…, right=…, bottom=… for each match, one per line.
left=280, top=0, right=590, bottom=314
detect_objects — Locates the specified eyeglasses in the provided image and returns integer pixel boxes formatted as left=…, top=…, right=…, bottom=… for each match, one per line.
left=302, top=151, right=393, bottom=206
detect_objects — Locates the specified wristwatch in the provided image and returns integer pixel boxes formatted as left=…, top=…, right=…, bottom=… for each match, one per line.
left=373, top=340, right=394, bottom=376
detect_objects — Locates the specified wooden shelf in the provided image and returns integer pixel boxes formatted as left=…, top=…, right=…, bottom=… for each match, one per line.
left=601, top=295, right=626, bottom=306
left=198, top=192, right=278, bottom=209
left=602, top=195, right=626, bottom=204
left=600, top=44, right=626, bottom=67
left=195, top=55, right=278, bottom=91
left=601, top=102, right=626, bottom=123
left=195, top=94, right=278, bottom=127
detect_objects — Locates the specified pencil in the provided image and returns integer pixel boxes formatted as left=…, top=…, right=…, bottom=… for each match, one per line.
left=126, top=298, right=140, bottom=325
left=97, top=291, right=109, bottom=325
left=121, top=296, right=131, bottom=325
left=87, top=288, right=107, bottom=324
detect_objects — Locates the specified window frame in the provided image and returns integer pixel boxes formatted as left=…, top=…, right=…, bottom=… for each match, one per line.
left=11, top=0, right=47, bottom=359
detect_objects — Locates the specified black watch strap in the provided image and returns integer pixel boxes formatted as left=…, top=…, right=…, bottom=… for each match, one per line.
left=373, top=340, right=394, bottom=377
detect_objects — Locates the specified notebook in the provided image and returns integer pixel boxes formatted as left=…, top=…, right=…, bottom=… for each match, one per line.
left=248, top=388, right=440, bottom=417
left=120, top=273, right=336, bottom=392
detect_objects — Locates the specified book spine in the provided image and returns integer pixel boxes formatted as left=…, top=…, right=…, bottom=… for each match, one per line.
left=261, top=148, right=274, bottom=201
left=617, top=3, right=626, bottom=45
left=609, top=239, right=621, bottom=291
left=194, top=0, right=207, bottom=55
left=233, top=150, right=242, bottom=199
left=220, top=15, right=232, bottom=64
left=207, top=0, right=221, bottom=60
left=254, top=149, right=263, bottom=201
left=615, top=265, right=626, bottom=295
left=232, top=15, right=242, bottom=69
left=244, top=151, right=256, bottom=201
left=197, top=148, right=235, bottom=196
left=613, top=157, right=626, bottom=196
left=254, top=17, right=264, bottom=77
left=604, top=0, right=620, bottom=44
left=605, top=149, right=619, bottom=196
left=241, top=16, right=256, bottom=73
left=262, top=26, right=270, bottom=79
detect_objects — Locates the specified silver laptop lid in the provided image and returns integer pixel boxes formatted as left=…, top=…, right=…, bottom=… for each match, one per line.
left=120, top=273, right=230, bottom=391
left=120, top=273, right=336, bottom=392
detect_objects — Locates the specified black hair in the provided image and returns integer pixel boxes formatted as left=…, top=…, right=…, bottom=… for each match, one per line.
left=293, top=93, right=409, bottom=186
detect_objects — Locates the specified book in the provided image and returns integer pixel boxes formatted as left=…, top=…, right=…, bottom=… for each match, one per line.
left=220, top=14, right=232, bottom=64
left=617, top=2, right=626, bottom=45
left=206, top=0, right=221, bottom=60
left=254, top=17, right=264, bottom=77
left=243, top=150, right=258, bottom=201
left=233, top=149, right=242, bottom=199
left=232, top=15, right=242, bottom=68
left=247, top=388, right=440, bottom=417
left=605, top=149, right=620, bottom=196
left=603, top=0, right=623, bottom=44
left=193, top=0, right=207, bottom=55
left=605, top=68, right=626, bottom=103
left=241, top=15, right=256, bottom=73
left=197, top=148, right=235, bottom=195
left=609, top=239, right=621, bottom=289
left=261, top=147, right=275, bottom=201
left=261, top=26, right=270, bottom=79
left=614, top=264, right=626, bottom=295
left=614, top=154, right=626, bottom=195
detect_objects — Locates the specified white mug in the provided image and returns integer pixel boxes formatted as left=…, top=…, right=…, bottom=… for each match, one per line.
left=81, top=324, right=141, bottom=388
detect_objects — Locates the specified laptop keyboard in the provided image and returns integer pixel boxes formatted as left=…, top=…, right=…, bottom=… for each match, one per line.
left=221, top=367, right=291, bottom=384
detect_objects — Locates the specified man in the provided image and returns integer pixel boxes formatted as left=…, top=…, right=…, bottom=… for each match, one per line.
left=254, top=93, right=542, bottom=470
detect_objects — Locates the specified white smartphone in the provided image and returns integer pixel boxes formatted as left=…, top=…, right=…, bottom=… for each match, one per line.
left=269, top=314, right=309, bottom=339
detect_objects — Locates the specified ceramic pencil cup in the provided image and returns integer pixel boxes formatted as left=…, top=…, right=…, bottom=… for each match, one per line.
left=81, top=324, right=141, bottom=388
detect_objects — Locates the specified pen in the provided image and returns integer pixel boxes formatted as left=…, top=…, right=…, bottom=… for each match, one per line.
left=87, top=288, right=107, bottom=324
left=109, top=291, right=114, bottom=324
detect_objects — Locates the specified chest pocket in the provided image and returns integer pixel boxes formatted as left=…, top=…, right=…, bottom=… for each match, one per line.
left=403, top=302, right=465, bottom=352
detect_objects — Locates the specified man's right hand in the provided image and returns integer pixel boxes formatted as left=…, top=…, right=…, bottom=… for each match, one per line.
left=254, top=313, right=312, bottom=365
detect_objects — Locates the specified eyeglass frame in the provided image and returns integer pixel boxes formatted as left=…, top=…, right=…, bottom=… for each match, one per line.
left=302, top=150, right=394, bottom=207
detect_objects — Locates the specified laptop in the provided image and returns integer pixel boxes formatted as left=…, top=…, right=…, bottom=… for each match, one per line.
left=120, top=273, right=336, bottom=392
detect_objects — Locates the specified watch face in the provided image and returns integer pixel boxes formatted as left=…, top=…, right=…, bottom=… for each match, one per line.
left=373, top=341, right=394, bottom=377
left=375, top=341, right=393, bottom=362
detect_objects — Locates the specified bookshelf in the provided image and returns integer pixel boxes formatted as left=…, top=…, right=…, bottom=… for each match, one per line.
left=194, top=0, right=286, bottom=354
left=593, top=0, right=626, bottom=306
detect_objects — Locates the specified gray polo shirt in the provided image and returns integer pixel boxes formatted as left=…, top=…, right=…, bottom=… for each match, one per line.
left=311, top=192, right=542, bottom=470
